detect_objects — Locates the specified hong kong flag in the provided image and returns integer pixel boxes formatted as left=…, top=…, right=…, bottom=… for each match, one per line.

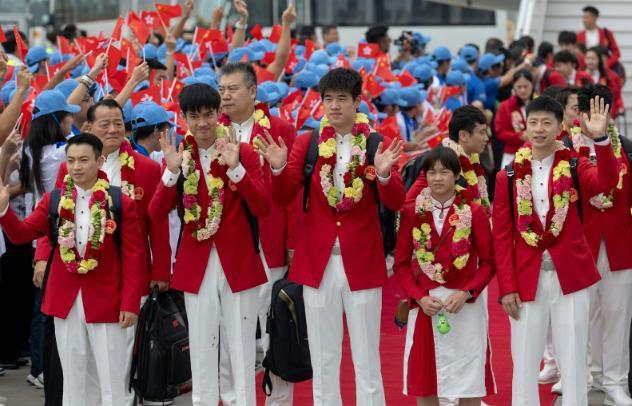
left=130, top=86, right=161, bottom=105
left=357, top=43, right=381, bottom=59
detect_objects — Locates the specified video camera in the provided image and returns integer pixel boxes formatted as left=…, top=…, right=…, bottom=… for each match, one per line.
left=394, top=31, right=419, bottom=52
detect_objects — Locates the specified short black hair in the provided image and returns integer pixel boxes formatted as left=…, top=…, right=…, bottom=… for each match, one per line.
left=220, top=62, right=257, bottom=89
left=421, top=146, right=461, bottom=176
left=518, top=35, right=535, bottom=52
left=66, top=133, right=103, bottom=158
left=513, top=69, right=534, bottom=84
left=577, top=84, right=613, bottom=113
left=322, top=25, right=337, bottom=36
left=87, top=99, right=124, bottom=123
left=365, top=26, right=389, bottom=44
left=179, top=83, right=221, bottom=114
left=484, top=37, right=504, bottom=54
left=553, top=50, right=578, bottom=68
left=583, top=6, right=599, bottom=16
left=558, top=31, right=578, bottom=46
left=318, top=68, right=362, bottom=100
left=2, top=29, right=27, bottom=54
left=134, top=122, right=171, bottom=141
left=526, top=96, right=564, bottom=123
left=448, top=105, right=487, bottom=142
left=542, top=85, right=563, bottom=99
left=146, top=58, right=167, bottom=71
left=537, top=41, right=554, bottom=60
left=556, top=86, right=580, bottom=109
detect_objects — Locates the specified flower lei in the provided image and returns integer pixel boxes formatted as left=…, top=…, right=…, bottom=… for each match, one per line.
left=219, top=102, right=271, bottom=151
left=317, top=113, right=372, bottom=211
left=514, top=142, right=577, bottom=248
left=569, top=124, right=627, bottom=210
left=411, top=188, right=473, bottom=284
left=441, top=138, right=491, bottom=214
left=181, top=125, right=230, bottom=241
left=118, top=140, right=136, bottom=198
left=57, top=171, right=111, bottom=274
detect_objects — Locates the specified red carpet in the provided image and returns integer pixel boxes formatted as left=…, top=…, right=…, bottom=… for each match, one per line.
left=255, top=276, right=559, bottom=405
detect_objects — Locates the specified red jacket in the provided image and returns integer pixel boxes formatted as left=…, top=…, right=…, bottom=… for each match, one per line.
left=271, top=133, right=406, bottom=291
left=148, top=143, right=270, bottom=294
left=1, top=192, right=144, bottom=322
left=35, top=150, right=172, bottom=291
left=394, top=202, right=495, bottom=302
left=492, top=143, right=618, bottom=301
left=571, top=138, right=632, bottom=271
left=494, top=95, right=527, bottom=155
left=578, top=28, right=621, bottom=69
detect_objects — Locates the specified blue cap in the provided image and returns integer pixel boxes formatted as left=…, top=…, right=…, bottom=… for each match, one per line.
left=249, top=39, right=277, bottom=54
left=446, top=71, right=466, bottom=86
left=194, top=67, right=216, bottom=78
left=123, top=100, right=134, bottom=124
left=229, top=47, right=264, bottom=63
left=291, top=57, right=307, bottom=74
left=358, top=101, right=379, bottom=121
left=294, top=70, right=320, bottom=89
left=306, top=63, right=329, bottom=78
left=197, top=75, right=218, bottom=89
left=398, top=87, right=427, bottom=108
left=402, top=61, right=418, bottom=73
left=432, top=46, right=452, bottom=62
left=257, top=81, right=282, bottom=105
left=274, top=81, right=290, bottom=99
left=378, top=88, right=405, bottom=106
left=25, top=46, right=49, bottom=74
left=269, top=107, right=280, bottom=117
left=450, top=58, right=471, bottom=74
left=182, top=76, right=202, bottom=86
left=131, top=101, right=175, bottom=130
left=55, top=79, right=80, bottom=98
left=325, top=43, right=344, bottom=56
left=350, top=58, right=375, bottom=72
left=478, top=53, right=505, bottom=72
left=48, top=51, right=63, bottom=66
left=459, top=45, right=479, bottom=63
left=295, top=45, right=306, bottom=57
left=303, top=116, right=322, bottom=129
left=412, top=32, right=432, bottom=46
left=32, top=90, right=80, bottom=119
left=71, top=63, right=90, bottom=79
left=1, top=81, right=16, bottom=106
left=417, top=55, right=438, bottom=69
left=413, top=65, right=435, bottom=82
left=142, top=44, right=159, bottom=61
left=309, top=50, right=333, bottom=66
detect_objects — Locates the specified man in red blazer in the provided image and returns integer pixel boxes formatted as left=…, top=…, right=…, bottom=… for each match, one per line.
left=149, top=83, right=270, bottom=406
left=553, top=50, right=594, bottom=88
left=258, top=68, right=406, bottom=405
left=0, top=134, right=144, bottom=406
left=578, top=5, right=621, bottom=69
left=570, top=85, right=632, bottom=405
left=493, top=95, right=617, bottom=405
left=216, top=62, right=297, bottom=405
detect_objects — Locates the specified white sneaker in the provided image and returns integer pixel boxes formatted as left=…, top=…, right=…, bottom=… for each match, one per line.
left=551, top=380, right=562, bottom=395
left=26, top=373, right=44, bottom=389
left=538, top=363, right=560, bottom=384
left=604, top=386, right=632, bottom=406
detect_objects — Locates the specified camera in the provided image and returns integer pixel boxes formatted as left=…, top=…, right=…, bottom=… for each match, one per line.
left=394, top=31, right=419, bottom=51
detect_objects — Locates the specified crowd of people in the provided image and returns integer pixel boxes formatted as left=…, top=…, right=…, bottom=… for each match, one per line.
left=0, top=1, right=630, bottom=406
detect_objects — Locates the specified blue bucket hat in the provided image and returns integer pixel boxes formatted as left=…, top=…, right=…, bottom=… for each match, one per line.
left=32, top=90, right=80, bottom=119
left=25, top=46, right=49, bottom=74
left=194, top=67, right=216, bottom=78
left=131, top=101, right=175, bottom=130
left=142, top=44, right=159, bottom=61
left=413, top=32, right=432, bottom=46
left=478, top=53, right=505, bottom=72
left=325, top=43, right=344, bottom=56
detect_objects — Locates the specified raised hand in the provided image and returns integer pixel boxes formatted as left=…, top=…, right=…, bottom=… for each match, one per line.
left=234, top=0, right=249, bottom=24
left=88, top=53, right=108, bottom=78
left=222, top=128, right=241, bottom=170
left=159, top=130, right=183, bottom=173
left=165, top=33, right=177, bottom=52
left=281, top=4, right=296, bottom=26
left=374, top=139, right=403, bottom=178
left=257, top=129, right=288, bottom=170
left=3, top=130, right=22, bottom=157
left=582, top=95, right=611, bottom=139
left=131, top=61, right=150, bottom=85
left=15, top=67, right=33, bottom=92
left=183, top=0, right=194, bottom=18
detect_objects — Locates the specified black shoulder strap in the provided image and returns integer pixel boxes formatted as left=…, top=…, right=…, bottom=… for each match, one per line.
left=42, top=189, right=63, bottom=298
left=562, top=135, right=573, bottom=149
left=242, top=200, right=260, bottom=254
left=367, top=132, right=384, bottom=203
left=302, top=129, right=320, bottom=212
left=542, top=69, right=551, bottom=88
left=570, top=157, right=582, bottom=224
left=506, top=163, right=515, bottom=220
left=618, top=134, right=632, bottom=164
left=107, top=186, right=123, bottom=251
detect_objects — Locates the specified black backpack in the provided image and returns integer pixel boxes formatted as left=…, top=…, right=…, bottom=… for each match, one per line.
left=401, top=150, right=430, bottom=191
left=302, top=129, right=398, bottom=254
left=130, top=287, right=192, bottom=404
left=261, top=274, right=312, bottom=395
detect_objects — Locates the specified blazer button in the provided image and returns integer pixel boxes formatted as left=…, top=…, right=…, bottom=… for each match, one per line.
left=336, top=221, right=341, bottom=226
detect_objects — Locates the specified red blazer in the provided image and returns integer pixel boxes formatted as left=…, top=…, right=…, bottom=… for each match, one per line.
left=148, top=143, right=270, bottom=294
left=394, top=202, right=495, bottom=303
left=494, top=96, right=527, bottom=155
left=578, top=28, right=621, bottom=68
left=271, top=133, right=406, bottom=291
left=492, top=144, right=618, bottom=301
left=574, top=70, right=594, bottom=87
left=35, top=150, right=172, bottom=291
left=572, top=140, right=632, bottom=271
left=257, top=116, right=297, bottom=268
left=0, top=192, right=144, bottom=322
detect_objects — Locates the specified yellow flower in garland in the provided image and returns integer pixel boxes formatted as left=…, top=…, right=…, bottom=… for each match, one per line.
left=79, top=259, right=98, bottom=271
left=517, top=199, right=532, bottom=215
left=60, top=197, right=75, bottom=210
left=521, top=231, right=539, bottom=247
left=463, top=170, right=477, bottom=186
left=318, top=138, right=337, bottom=158
left=119, top=151, right=135, bottom=170
left=254, top=109, right=271, bottom=129
left=183, top=209, right=198, bottom=223
left=553, top=193, right=569, bottom=209
left=412, top=227, right=422, bottom=241
left=60, top=247, right=76, bottom=262
left=453, top=255, right=469, bottom=269
left=183, top=172, right=200, bottom=195
left=208, top=175, right=224, bottom=191
left=514, top=147, right=532, bottom=165
left=355, top=112, right=370, bottom=124
left=420, top=223, right=431, bottom=235
left=553, top=160, right=570, bottom=181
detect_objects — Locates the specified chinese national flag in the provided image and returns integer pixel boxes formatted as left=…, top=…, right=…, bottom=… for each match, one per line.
left=376, top=116, right=400, bottom=140
left=357, top=43, right=381, bottom=59
left=130, top=86, right=161, bottom=105
left=334, top=54, right=351, bottom=69
left=226, top=24, right=234, bottom=43
left=422, top=107, right=435, bottom=126
left=126, top=49, right=141, bottom=79
left=19, top=90, right=37, bottom=136
left=13, top=26, right=27, bottom=62
left=32, top=75, right=49, bottom=93
left=2, top=65, right=14, bottom=85
left=141, top=11, right=162, bottom=29
left=253, top=64, right=275, bottom=84
left=128, top=12, right=150, bottom=44
left=304, top=40, right=315, bottom=60
left=268, top=25, right=282, bottom=43
left=296, top=89, right=321, bottom=129
left=398, top=69, right=417, bottom=87
left=0, top=29, right=5, bottom=43
left=106, top=45, right=122, bottom=74
left=374, top=55, right=396, bottom=81
left=262, top=51, right=276, bottom=66
left=111, top=17, right=125, bottom=41
left=250, top=24, right=263, bottom=40
left=427, top=133, right=446, bottom=149
left=108, top=69, right=127, bottom=93
left=363, top=74, right=385, bottom=98
left=441, top=86, right=462, bottom=104
left=163, top=79, right=185, bottom=101
left=155, top=3, right=182, bottom=24
left=47, top=62, right=69, bottom=80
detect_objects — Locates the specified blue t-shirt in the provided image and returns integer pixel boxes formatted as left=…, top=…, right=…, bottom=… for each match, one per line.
left=466, top=74, right=487, bottom=104
left=482, top=76, right=501, bottom=110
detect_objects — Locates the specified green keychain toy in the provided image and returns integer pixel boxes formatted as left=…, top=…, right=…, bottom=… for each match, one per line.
left=436, top=313, right=451, bottom=334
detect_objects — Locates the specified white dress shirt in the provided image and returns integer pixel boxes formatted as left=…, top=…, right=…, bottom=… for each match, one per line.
left=231, top=116, right=255, bottom=144
left=334, top=133, right=353, bottom=199
left=586, top=29, right=600, bottom=49
left=431, top=194, right=456, bottom=236
left=103, top=149, right=122, bottom=187
left=531, top=153, right=555, bottom=227
left=74, top=186, right=92, bottom=257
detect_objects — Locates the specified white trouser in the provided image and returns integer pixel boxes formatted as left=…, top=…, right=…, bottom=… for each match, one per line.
left=589, top=241, right=632, bottom=388
left=55, top=292, right=133, bottom=406
left=303, top=252, right=385, bottom=406
left=510, top=269, right=590, bottom=406
left=186, top=247, right=259, bottom=406
left=220, top=265, right=294, bottom=406
left=542, top=321, right=559, bottom=371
